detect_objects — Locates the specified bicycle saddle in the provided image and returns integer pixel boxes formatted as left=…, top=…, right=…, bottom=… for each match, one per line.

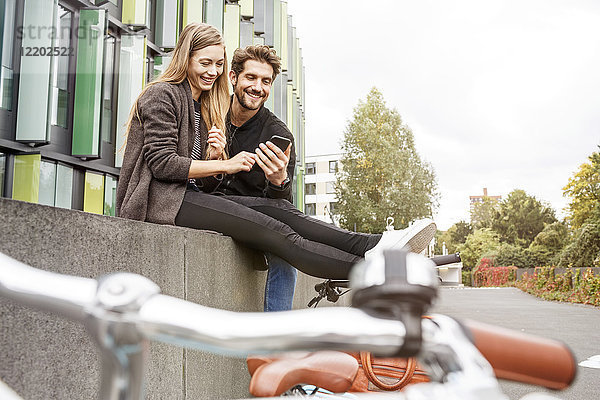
left=247, top=351, right=359, bottom=397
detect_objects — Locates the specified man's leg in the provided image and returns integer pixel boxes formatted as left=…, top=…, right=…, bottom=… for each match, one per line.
left=263, top=253, right=297, bottom=312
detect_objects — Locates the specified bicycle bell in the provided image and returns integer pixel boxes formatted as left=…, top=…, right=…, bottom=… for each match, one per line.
left=349, top=248, right=438, bottom=356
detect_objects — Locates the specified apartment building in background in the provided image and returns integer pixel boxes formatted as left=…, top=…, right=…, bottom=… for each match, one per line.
left=469, top=187, right=502, bottom=215
left=0, top=0, right=306, bottom=214
left=304, top=153, right=342, bottom=224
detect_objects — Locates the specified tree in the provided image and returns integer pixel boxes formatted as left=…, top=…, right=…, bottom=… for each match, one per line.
left=471, top=196, right=500, bottom=228
left=457, top=228, right=502, bottom=270
left=528, top=222, right=569, bottom=267
left=434, top=220, right=472, bottom=254
left=556, top=220, right=600, bottom=267
left=563, top=148, right=600, bottom=230
left=335, top=88, right=438, bottom=233
left=557, top=148, right=600, bottom=267
left=490, top=189, right=557, bottom=247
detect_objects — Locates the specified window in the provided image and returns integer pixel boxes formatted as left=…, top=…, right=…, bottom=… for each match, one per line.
left=0, top=0, right=16, bottom=110
left=305, top=203, right=316, bottom=216
left=54, top=164, right=73, bottom=209
left=305, top=182, right=316, bottom=195
left=104, top=175, right=117, bottom=216
left=50, top=5, right=73, bottom=128
left=12, top=154, right=41, bottom=203
left=0, top=152, right=6, bottom=197
left=100, top=35, right=116, bottom=143
left=305, top=162, right=315, bottom=175
left=329, top=202, right=337, bottom=214
left=326, top=181, right=335, bottom=194
left=329, top=160, right=338, bottom=173
left=72, top=9, right=107, bottom=157
left=83, top=171, right=104, bottom=214
left=38, top=160, right=57, bottom=206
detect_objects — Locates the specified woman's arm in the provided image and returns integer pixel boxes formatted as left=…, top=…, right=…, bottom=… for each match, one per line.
left=188, top=152, right=256, bottom=179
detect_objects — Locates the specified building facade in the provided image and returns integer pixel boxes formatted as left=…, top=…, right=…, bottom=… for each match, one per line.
left=304, top=153, right=341, bottom=224
left=0, top=0, right=305, bottom=215
left=469, top=187, right=501, bottom=215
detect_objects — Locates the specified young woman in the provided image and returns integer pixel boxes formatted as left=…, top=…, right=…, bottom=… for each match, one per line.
left=116, top=23, right=435, bottom=279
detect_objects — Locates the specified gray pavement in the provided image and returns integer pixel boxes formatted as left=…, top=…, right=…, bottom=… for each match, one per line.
left=431, top=287, right=600, bottom=400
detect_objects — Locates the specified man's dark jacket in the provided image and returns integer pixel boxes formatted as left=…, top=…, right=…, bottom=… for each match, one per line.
left=218, top=105, right=296, bottom=201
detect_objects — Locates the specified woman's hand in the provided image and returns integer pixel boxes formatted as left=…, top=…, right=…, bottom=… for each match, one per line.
left=206, top=125, right=226, bottom=160
left=224, top=151, right=256, bottom=174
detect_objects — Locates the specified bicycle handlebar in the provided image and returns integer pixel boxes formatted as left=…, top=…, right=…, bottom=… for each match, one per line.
left=0, top=251, right=576, bottom=400
left=431, top=253, right=461, bottom=266
left=137, top=294, right=406, bottom=356
left=0, top=252, right=97, bottom=320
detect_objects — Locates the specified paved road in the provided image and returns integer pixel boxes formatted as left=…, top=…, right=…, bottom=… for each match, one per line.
left=431, top=287, right=600, bottom=400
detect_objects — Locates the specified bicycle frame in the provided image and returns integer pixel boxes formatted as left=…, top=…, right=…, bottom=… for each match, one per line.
left=0, top=251, right=562, bottom=400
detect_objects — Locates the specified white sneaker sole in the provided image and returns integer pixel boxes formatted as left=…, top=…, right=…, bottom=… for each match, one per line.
left=404, top=221, right=437, bottom=253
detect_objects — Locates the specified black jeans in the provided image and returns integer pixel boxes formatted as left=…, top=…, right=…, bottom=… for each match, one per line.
left=175, top=190, right=381, bottom=279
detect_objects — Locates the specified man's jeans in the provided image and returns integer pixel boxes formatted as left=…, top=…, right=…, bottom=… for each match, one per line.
left=264, top=253, right=297, bottom=312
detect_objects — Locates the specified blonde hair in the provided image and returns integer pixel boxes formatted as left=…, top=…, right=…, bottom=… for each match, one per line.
left=125, top=23, right=230, bottom=159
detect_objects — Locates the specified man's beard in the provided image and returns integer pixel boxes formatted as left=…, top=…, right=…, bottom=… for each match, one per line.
left=234, top=86, right=265, bottom=110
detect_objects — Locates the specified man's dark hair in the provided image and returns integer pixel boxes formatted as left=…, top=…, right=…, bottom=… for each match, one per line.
left=231, top=45, right=281, bottom=81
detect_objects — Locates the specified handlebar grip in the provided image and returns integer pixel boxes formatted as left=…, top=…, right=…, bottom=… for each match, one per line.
left=463, top=319, right=577, bottom=390
left=431, top=253, right=461, bottom=266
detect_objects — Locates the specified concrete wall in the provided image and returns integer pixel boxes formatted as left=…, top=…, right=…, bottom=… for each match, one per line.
left=0, top=198, right=348, bottom=399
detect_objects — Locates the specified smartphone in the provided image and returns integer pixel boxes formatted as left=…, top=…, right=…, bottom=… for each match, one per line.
left=269, top=135, right=292, bottom=151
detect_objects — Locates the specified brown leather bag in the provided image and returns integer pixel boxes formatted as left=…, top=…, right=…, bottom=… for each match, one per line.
left=348, top=352, right=429, bottom=392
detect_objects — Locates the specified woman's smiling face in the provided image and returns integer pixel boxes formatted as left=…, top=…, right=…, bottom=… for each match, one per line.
left=187, top=45, right=225, bottom=95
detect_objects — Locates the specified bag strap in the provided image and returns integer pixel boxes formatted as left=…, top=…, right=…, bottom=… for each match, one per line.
left=359, top=352, right=417, bottom=391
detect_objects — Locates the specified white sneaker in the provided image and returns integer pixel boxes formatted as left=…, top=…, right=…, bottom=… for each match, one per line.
left=365, top=218, right=437, bottom=259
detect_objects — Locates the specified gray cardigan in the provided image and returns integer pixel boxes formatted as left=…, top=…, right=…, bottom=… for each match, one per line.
left=116, top=79, right=207, bottom=224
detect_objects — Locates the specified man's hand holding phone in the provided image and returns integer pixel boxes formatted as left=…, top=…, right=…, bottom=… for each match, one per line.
left=254, top=135, right=292, bottom=186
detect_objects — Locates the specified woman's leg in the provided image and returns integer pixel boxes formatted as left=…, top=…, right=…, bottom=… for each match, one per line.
left=223, top=195, right=381, bottom=256
left=175, top=190, right=361, bottom=279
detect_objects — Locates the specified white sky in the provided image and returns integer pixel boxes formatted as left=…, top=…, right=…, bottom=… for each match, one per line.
left=286, top=0, right=600, bottom=230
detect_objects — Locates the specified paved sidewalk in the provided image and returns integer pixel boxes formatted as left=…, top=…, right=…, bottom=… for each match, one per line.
left=431, top=287, right=600, bottom=400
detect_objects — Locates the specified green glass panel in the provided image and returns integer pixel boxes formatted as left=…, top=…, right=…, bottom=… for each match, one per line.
left=38, top=160, right=57, bottom=206
left=295, top=168, right=304, bottom=210
left=294, top=37, right=301, bottom=91
left=50, top=5, right=71, bottom=128
left=154, top=55, right=172, bottom=79
left=115, top=35, right=146, bottom=168
left=224, top=3, right=240, bottom=70
left=103, top=175, right=117, bottom=216
left=155, top=0, right=177, bottom=48
left=72, top=9, right=106, bottom=157
left=54, top=163, right=73, bottom=209
left=285, top=15, right=292, bottom=75
left=273, top=0, right=281, bottom=56
left=84, top=171, right=104, bottom=214
left=182, top=0, right=203, bottom=25
left=266, top=73, right=277, bottom=115
left=254, top=0, right=266, bottom=35
left=289, top=27, right=297, bottom=88
left=240, top=0, right=253, bottom=18
left=1, top=0, right=16, bottom=110
left=286, top=83, right=293, bottom=135
left=12, top=154, right=41, bottom=203
left=279, top=1, right=287, bottom=71
left=205, top=0, right=224, bottom=33
left=15, top=0, right=56, bottom=143
left=240, top=20, right=253, bottom=48
left=254, top=35, right=265, bottom=46
left=301, top=65, right=305, bottom=110
left=0, top=153, right=6, bottom=197
left=122, top=0, right=147, bottom=26
left=101, top=36, right=115, bottom=143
